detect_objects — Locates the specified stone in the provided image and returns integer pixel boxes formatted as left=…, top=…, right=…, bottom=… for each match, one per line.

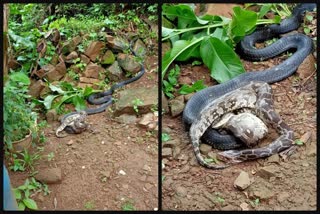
left=234, top=171, right=252, bottom=190
left=184, top=93, right=194, bottom=101
left=207, top=151, right=217, bottom=160
left=300, top=131, right=312, bottom=144
left=79, top=77, right=101, bottom=84
left=113, top=87, right=158, bottom=116
left=107, top=61, right=124, bottom=82
left=106, top=35, right=129, bottom=51
left=162, top=140, right=180, bottom=148
left=296, top=54, right=316, bottom=79
left=240, top=202, right=250, bottom=211
left=256, top=165, right=279, bottom=180
left=162, top=148, right=172, bottom=157
left=178, top=76, right=192, bottom=85
left=84, top=62, right=105, bottom=79
left=28, top=79, right=46, bottom=98
left=117, top=53, right=142, bottom=74
left=266, top=154, right=280, bottom=164
left=169, top=98, right=185, bottom=117
left=175, top=186, right=187, bottom=197
left=162, top=92, right=169, bottom=114
left=199, top=144, right=212, bottom=155
left=35, top=168, right=62, bottom=184
left=306, top=142, right=316, bottom=157
left=101, top=50, right=115, bottom=65
left=133, top=39, right=147, bottom=57
left=80, top=54, right=91, bottom=64
left=115, top=114, right=137, bottom=124
left=61, top=36, right=81, bottom=55
left=84, top=41, right=105, bottom=61
left=65, top=51, right=78, bottom=63
left=138, top=113, right=154, bottom=126
left=46, top=109, right=59, bottom=123
left=45, top=61, right=67, bottom=82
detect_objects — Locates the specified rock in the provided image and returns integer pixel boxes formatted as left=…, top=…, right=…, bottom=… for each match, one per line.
left=69, top=64, right=81, bottom=73
left=221, top=204, right=238, bottom=211
left=133, top=39, right=147, bottom=57
left=79, top=77, right=100, bottom=84
left=67, top=140, right=74, bottom=146
left=300, top=131, right=312, bottom=144
left=119, top=170, right=126, bottom=175
left=162, top=92, right=169, bottom=114
left=162, top=148, right=172, bottom=157
left=178, top=76, right=192, bottom=85
left=46, top=109, right=59, bottom=122
left=184, top=93, right=195, bottom=101
left=265, top=154, right=280, bottom=164
left=173, top=147, right=181, bottom=159
left=199, top=144, right=212, bottom=155
left=113, top=87, right=158, bottom=116
left=248, top=179, right=275, bottom=200
left=207, top=151, right=217, bottom=160
left=117, top=53, right=142, bottom=74
left=162, top=139, right=180, bottom=148
left=115, top=114, right=137, bottom=124
left=84, top=62, right=105, bottom=79
left=234, top=171, right=252, bottom=190
left=107, top=61, right=124, bottom=81
left=139, top=113, right=154, bottom=126
left=306, top=142, right=316, bottom=157
left=106, top=35, right=129, bottom=51
left=28, top=79, right=46, bottom=98
left=80, top=54, right=91, bottom=64
left=45, top=61, right=67, bottom=82
left=240, top=202, right=250, bottom=211
left=61, top=36, right=82, bottom=55
left=296, top=54, right=316, bottom=79
left=8, top=58, right=20, bottom=70
left=169, top=98, right=185, bottom=117
left=256, top=165, right=279, bottom=180
left=101, top=50, right=115, bottom=65
left=65, top=51, right=78, bottom=63
left=175, top=186, right=187, bottom=197
left=35, top=168, right=62, bottom=184
left=84, top=41, right=105, bottom=61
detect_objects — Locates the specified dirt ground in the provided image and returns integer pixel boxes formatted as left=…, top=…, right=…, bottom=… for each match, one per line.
left=162, top=4, right=317, bottom=211
left=6, top=54, right=159, bottom=211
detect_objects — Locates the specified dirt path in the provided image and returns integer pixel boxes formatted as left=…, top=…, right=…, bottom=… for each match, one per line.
left=8, top=56, right=159, bottom=211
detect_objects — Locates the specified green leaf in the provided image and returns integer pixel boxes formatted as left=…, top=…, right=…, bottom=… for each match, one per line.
left=18, top=202, right=26, bottom=210
left=162, top=37, right=204, bottom=78
left=162, top=133, right=170, bottom=142
left=162, top=26, right=175, bottom=37
left=13, top=189, right=22, bottom=200
left=83, top=86, right=93, bottom=97
left=23, top=198, right=38, bottom=210
left=200, top=37, right=245, bottom=83
left=258, top=4, right=272, bottom=18
left=295, top=139, right=304, bottom=145
left=306, top=15, right=313, bottom=21
left=230, top=6, right=257, bottom=42
left=72, top=95, right=87, bottom=111
left=43, top=95, right=59, bottom=109
left=49, top=85, right=66, bottom=94
left=191, top=60, right=202, bottom=66
left=179, top=80, right=206, bottom=95
left=9, top=72, right=30, bottom=85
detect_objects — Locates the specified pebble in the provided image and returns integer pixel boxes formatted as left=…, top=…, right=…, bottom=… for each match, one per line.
left=234, top=171, right=252, bottom=190
left=240, top=202, right=250, bottom=211
left=162, top=148, right=172, bottom=157
left=119, top=170, right=126, bottom=175
left=199, top=144, right=212, bottom=155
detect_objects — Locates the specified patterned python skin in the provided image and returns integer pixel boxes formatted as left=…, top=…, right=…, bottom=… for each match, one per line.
left=189, top=81, right=295, bottom=169
left=56, top=111, right=88, bottom=138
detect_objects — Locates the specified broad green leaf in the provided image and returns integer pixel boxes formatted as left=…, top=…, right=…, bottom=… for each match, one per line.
left=176, top=41, right=201, bottom=61
left=17, top=56, right=27, bottom=61
left=18, top=202, right=26, bottom=210
left=230, top=6, right=257, bottom=42
left=72, top=95, right=87, bottom=111
left=53, top=94, right=75, bottom=110
left=23, top=198, right=38, bottom=210
left=83, top=86, right=93, bottom=97
left=13, top=189, right=22, bottom=200
left=9, top=72, right=30, bottom=85
left=162, top=37, right=204, bottom=78
left=162, top=133, right=170, bottom=142
left=258, top=4, right=272, bottom=18
left=162, top=26, right=175, bottom=37
left=43, top=95, right=59, bottom=109
left=49, top=85, right=65, bottom=94
left=200, top=37, right=245, bottom=83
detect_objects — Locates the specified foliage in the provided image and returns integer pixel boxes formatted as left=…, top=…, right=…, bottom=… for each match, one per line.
left=9, top=149, right=40, bottom=172
left=179, top=80, right=206, bottom=95
left=84, top=201, right=95, bottom=210
left=162, top=4, right=282, bottom=83
left=121, top=200, right=136, bottom=211
left=4, top=72, right=37, bottom=150
left=39, top=81, right=101, bottom=113
left=163, top=65, right=180, bottom=98
left=13, top=177, right=50, bottom=210
left=132, top=98, right=144, bottom=113
left=162, top=133, right=170, bottom=142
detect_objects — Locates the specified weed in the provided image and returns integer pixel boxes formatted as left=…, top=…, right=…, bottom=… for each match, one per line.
left=163, top=65, right=180, bottom=98
left=132, top=98, right=144, bottom=113
left=121, top=200, right=135, bottom=211
left=84, top=201, right=95, bottom=210
left=47, top=152, right=55, bottom=161
left=162, top=133, right=170, bottom=142
left=249, top=198, right=260, bottom=207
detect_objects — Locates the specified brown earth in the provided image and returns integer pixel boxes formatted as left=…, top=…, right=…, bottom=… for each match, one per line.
left=6, top=55, right=159, bottom=211
left=162, top=4, right=317, bottom=211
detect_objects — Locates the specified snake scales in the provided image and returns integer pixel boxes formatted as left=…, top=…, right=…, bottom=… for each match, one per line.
left=183, top=3, right=315, bottom=151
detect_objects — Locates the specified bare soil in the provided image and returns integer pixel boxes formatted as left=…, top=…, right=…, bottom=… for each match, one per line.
left=6, top=55, right=159, bottom=211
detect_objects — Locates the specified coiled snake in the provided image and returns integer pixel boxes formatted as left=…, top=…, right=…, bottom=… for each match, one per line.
left=183, top=3, right=315, bottom=150
left=184, top=4, right=316, bottom=168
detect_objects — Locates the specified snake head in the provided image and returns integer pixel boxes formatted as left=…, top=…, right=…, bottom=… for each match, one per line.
left=217, top=150, right=245, bottom=164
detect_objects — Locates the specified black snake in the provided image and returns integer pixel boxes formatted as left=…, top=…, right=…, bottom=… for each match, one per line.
left=183, top=3, right=315, bottom=151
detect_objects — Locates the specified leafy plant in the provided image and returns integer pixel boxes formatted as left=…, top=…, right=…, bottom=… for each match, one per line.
left=132, top=98, right=144, bottom=113
left=84, top=201, right=95, bottom=210
left=249, top=198, right=260, bottom=207
left=121, top=200, right=135, bottom=211
left=163, top=65, right=180, bottom=98
left=47, top=152, right=55, bottom=161
left=162, top=133, right=170, bottom=142
left=179, top=80, right=206, bottom=95
left=9, top=149, right=40, bottom=172
left=13, top=177, right=50, bottom=210
left=4, top=72, right=38, bottom=150
left=40, top=81, right=101, bottom=113
left=162, top=4, right=282, bottom=83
